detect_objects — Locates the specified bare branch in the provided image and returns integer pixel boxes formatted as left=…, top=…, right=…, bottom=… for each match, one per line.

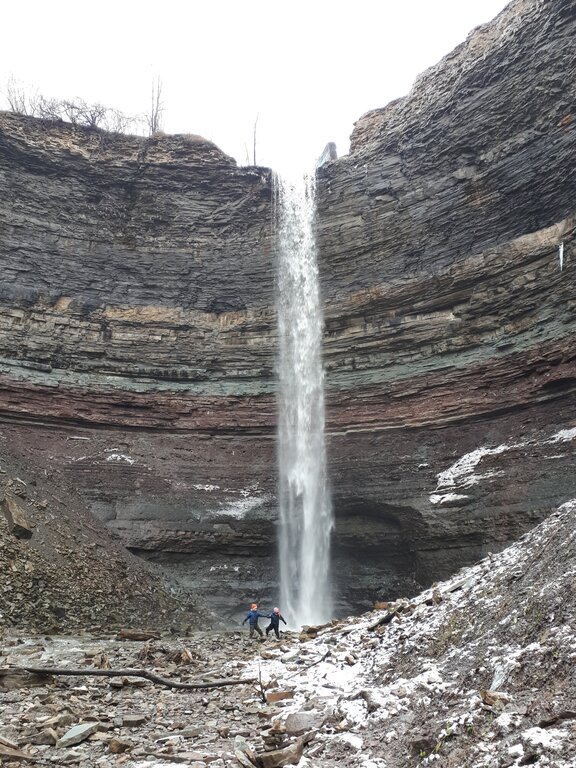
left=3, top=79, right=148, bottom=136
left=146, top=76, right=164, bottom=135
left=253, top=113, right=259, bottom=166
left=5, top=76, right=39, bottom=115
left=10, top=665, right=256, bottom=691
left=36, top=96, right=63, bottom=122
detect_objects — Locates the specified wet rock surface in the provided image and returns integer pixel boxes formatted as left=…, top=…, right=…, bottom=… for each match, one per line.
left=2, top=501, right=575, bottom=767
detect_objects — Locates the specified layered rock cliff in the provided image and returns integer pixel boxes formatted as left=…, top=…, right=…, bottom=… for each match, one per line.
left=1, top=0, right=575, bottom=617
left=315, top=0, right=576, bottom=605
left=0, top=116, right=280, bottom=618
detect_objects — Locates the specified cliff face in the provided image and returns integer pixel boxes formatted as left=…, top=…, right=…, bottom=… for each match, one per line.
left=314, top=0, right=576, bottom=604
left=1, top=0, right=575, bottom=616
left=0, top=115, right=281, bottom=617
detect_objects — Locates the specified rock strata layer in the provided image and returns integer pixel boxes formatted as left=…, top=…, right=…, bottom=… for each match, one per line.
left=1, top=0, right=575, bottom=616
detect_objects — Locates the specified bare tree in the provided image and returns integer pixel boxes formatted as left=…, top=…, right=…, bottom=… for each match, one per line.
left=146, top=77, right=164, bottom=135
left=5, top=76, right=39, bottom=116
left=3, top=77, right=146, bottom=136
left=253, top=113, right=259, bottom=166
left=60, top=99, right=82, bottom=124
left=76, top=100, right=108, bottom=128
left=102, top=108, right=137, bottom=134
left=35, top=96, right=63, bottom=122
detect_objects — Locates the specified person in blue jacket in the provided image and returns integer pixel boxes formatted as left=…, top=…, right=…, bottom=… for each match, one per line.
left=242, top=603, right=266, bottom=639
left=265, top=607, right=287, bottom=639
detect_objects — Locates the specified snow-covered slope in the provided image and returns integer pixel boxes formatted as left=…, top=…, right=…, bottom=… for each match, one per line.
left=244, top=500, right=576, bottom=767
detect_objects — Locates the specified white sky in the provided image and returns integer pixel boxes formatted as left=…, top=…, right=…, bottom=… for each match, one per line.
left=1, top=0, right=510, bottom=172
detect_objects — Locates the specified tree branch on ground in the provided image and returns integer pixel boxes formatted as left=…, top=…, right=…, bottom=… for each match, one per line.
left=286, top=651, right=331, bottom=679
left=10, top=665, right=256, bottom=691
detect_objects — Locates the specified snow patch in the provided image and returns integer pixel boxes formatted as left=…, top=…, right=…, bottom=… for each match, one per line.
left=495, top=713, right=518, bottom=732
left=523, top=726, right=568, bottom=751
left=507, top=743, right=524, bottom=757
left=430, top=493, right=469, bottom=505
left=105, top=453, right=135, bottom=464
left=337, top=732, right=363, bottom=749
left=436, top=445, right=511, bottom=489
left=338, top=699, right=369, bottom=727
left=217, top=495, right=269, bottom=518
left=435, top=426, right=576, bottom=497
left=358, top=758, right=388, bottom=768
left=548, top=427, right=576, bottom=443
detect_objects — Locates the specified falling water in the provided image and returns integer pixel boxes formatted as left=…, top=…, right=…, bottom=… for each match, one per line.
left=274, top=171, right=333, bottom=628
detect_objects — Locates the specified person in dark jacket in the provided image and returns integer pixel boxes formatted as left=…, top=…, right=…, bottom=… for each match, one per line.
left=242, top=603, right=266, bottom=639
left=265, top=607, right=287, bottom=639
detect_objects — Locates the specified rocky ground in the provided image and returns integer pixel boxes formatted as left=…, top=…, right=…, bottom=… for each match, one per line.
left=1, top=500, right=575, bottom=767
left=0, top=442, right=216, bottom=635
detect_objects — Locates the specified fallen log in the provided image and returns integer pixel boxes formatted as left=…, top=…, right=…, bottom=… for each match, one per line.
left=117, top=629, right=161, bottom=641
left=368, top=605, right=404, bottom=631
left=538, top=710, right=576, bottom=728
left=10, top=665, right=256, bottom=691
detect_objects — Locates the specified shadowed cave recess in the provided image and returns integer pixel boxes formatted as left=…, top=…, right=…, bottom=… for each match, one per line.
left=0, top=0, right=575, bottom=621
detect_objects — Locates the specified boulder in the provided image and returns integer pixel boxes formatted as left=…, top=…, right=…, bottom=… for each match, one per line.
left=2, top=497, right=33, bottom=539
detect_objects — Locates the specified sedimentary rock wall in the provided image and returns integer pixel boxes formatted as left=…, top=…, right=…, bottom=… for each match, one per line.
left=0, top=115, right=280, bottom=615
left=1, top=0, right=575, bottom=616
left=314, top=0, right=576, bottom=606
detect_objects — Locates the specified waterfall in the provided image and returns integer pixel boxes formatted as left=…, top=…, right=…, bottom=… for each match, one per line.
left=274, top=171, right=333, bottom=628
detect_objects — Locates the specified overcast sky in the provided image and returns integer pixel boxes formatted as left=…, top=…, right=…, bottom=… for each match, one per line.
left=1, top=0, right=510, bottom=171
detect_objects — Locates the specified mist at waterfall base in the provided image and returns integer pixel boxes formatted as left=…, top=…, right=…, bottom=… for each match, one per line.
left=274, top=171, right=334, bottom=629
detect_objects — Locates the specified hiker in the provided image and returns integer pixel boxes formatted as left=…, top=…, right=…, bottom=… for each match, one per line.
left=242, top=603, right=266, bottom=639
left=265, top=607, right=287, bottom=639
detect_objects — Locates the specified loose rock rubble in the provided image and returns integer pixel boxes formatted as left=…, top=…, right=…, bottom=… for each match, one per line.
left=2, top=501, right=576, bottom=767
left=0, top=632, right=301, bottom=768
left=0, top=458, right=216, bottom=635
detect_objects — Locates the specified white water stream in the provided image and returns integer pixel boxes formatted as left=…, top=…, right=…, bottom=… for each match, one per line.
left=274, top=172, right=333, bottom=627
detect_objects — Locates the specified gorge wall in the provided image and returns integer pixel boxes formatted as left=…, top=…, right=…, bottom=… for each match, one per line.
left=1, top=0, right=575, bottom=617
